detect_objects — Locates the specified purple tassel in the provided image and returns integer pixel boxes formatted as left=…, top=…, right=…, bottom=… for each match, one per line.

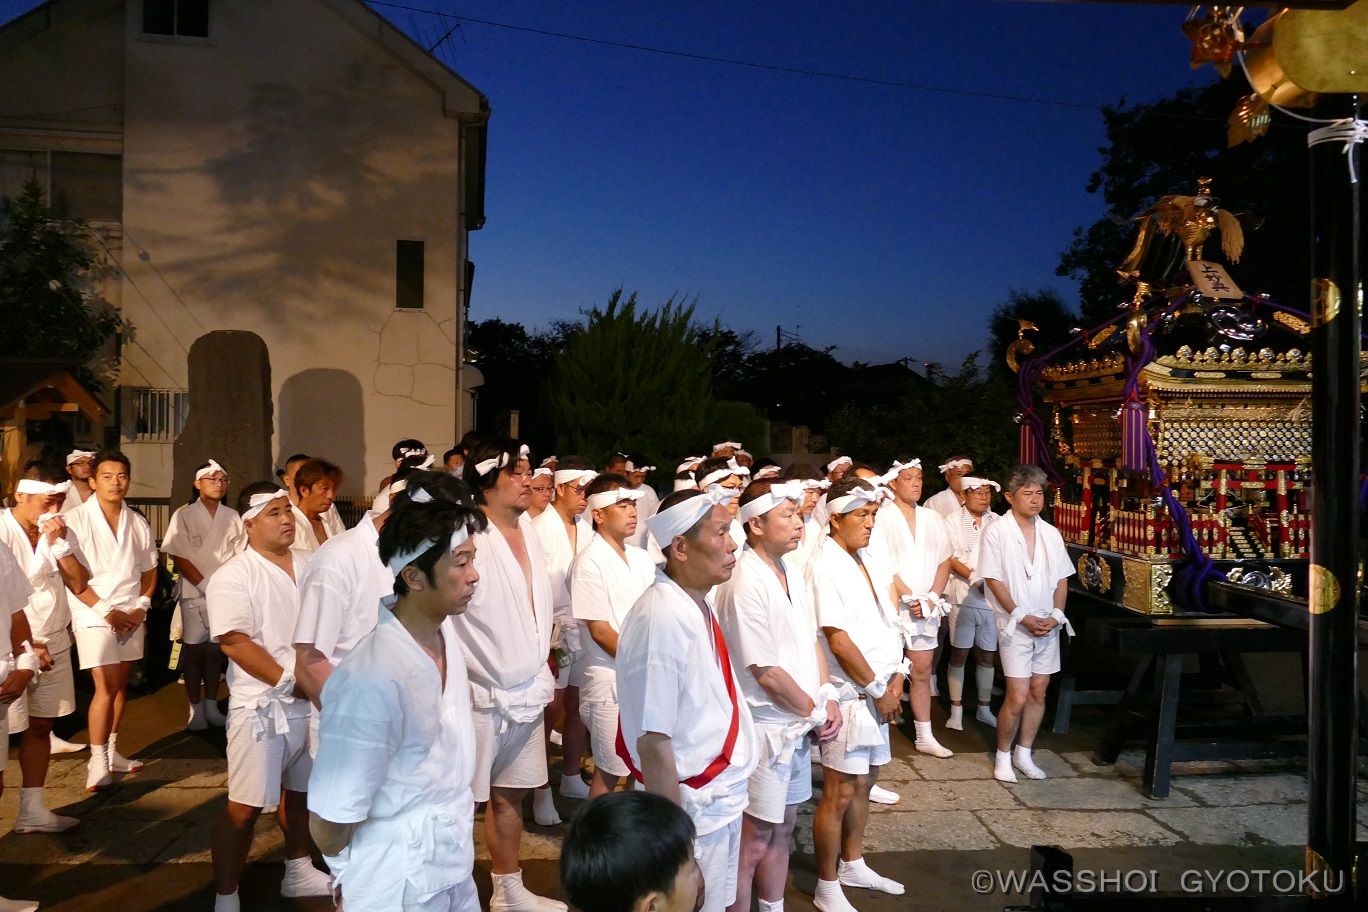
left=1019, top=414, right=1039, bottom=465
left=1120, top=394, right=1147, bottom=473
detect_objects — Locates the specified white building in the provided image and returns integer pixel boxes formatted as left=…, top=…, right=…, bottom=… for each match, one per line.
left=0, top=0, right=488, bottom=498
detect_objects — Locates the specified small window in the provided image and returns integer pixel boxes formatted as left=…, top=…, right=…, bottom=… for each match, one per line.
left=143, top=0, right=209, bottom=38
left=396, top=240, right=425, bottom=310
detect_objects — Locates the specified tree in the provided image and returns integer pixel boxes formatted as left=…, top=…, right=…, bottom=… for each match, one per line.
left=0, top=181, right=124, bottom=385
left=1058, top=77, right=1315, bottom=323
left=466, top=317, right=565, bottom=448
left=986, top=289, right=1080, bottom=379
left=547, top=289, right=715, bottom=471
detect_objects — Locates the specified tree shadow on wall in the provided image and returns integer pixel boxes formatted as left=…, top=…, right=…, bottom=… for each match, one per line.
left=277, top=368, right=365, bottom=496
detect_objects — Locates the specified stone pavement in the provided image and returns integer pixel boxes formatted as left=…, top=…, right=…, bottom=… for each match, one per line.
left=1, top=678, right=1362, bottom=911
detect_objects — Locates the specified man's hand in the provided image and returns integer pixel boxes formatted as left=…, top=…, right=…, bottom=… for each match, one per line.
left=874, top=674, right=903, bottom=722
left=816, top=699, right=843, bottom=743
left=104, top=607, right=134, bottom=632
left=906, top=598, right=926, bottom=620
left=40, top=514, right=67, bottom=544
left=0, top=670, right=34, bottom=704
left=33, top=643, right=53, bottom=671
left=126, top=607, right=148, bottom=629
left=1020, top=615, right=1055, bottom=637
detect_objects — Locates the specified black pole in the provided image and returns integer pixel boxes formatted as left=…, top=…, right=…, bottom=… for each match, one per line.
left=1305, top=92, right=1362, bottom=907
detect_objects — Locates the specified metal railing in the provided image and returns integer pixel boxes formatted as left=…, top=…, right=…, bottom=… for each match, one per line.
left=128, top=388, right=190, bottom=442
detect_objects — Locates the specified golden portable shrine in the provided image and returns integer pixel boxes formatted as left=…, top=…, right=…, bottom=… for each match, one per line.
left=1009, top=177, right=1355, bottom=617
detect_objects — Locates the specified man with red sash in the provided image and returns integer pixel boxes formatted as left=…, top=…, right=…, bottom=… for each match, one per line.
left=615, top=489, right=758, bottom=912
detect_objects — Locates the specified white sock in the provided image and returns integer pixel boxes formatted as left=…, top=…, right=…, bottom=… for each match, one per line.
left=813, top=878, right=857, bottom=912
left=108, top=734, right=119, bottom=757
left=947, top=704, right=963, bottom=727
left=913, top=720, right=934, bottom=741
left=214, top=890, right=240, bottom=912
left=757, top=899, right=784, bottom=912
left=285, top=856, right=314, bottom=875
left=1014, top=745, right=1047, bottom=778
left=946, top=664, right=965, bottom=702
left=90, top=743, right=108, bottom=765
left=975, top=664, right=996, bottom=701
left=19, top=787, right=44, bottom=815
left=838, top=857, right=905, bottom=895
left=996, top=749, right=1012, bottom=765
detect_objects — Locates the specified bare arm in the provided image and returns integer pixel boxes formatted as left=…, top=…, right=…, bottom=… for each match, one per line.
left=1053, top=577, right=1069, bottom=612
left=985, top=578, right=1016, bottom=614
left=308, top=814, right=357, bottom=856
left=637, top=731, right=681, bottom=806
left=751, top=665, right=816, bottom=718
left=139, top=567, right=157, bottom=599
left=822, top=627, right=876, bottom=689
left=931, top=557, right=951, bottom=595
left=585, top=620, right=619, bottom=658
left=219, top=630, right=285, bottom=688
left=949, top=556, right=973, bottom=581
left=171, top=555, right=205, bottom=589
left=294, top=645, right=333, bottom=709
left=0, top=611, right=36, bottom=704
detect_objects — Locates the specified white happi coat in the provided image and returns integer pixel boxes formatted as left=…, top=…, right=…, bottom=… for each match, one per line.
left=65, top=497, right=157, bottom=615
left=0, top=510, right=85, bottom=653
left=310, top=610, right=477, bottom=906
left=570, top=533, right=656, bottom=706
left=290, top=504, right=347, bottom=556
left=924, top=487, right=963, bottom=519
left=625, top=484, right=660, bottom=549
left=977, top=513, right=1075, bottom=637
left=530, top=508, right=591, bottom=660
left=59, top=484, right=91, bottom=515
left=870, top=501, right=953, bottom=639
left=715, top=545, right=825, bottom=761
left=808, top=536, right=904, bottom=687
left=162, top=499, right=245, bottom=602
left=449, top=514, right=556, bottom=725
left=945, top=507, right=998, bottom=609
left=0, top=547, right=35, bottom=681
left=293, top=516, right=390, bottom=666
left=207, top=548, right=311, bottom=727
left=616, top=570, right=757, bottom=835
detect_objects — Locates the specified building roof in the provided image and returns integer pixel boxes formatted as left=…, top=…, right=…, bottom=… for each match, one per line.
left=0, top=358, right=110, bottom=421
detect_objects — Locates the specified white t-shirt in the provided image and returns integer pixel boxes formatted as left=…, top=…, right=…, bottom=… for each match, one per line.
left=293, top=516, right=390, bottom=667
left=207, top=547, right=310, bottom=713
left=0, top=510, right=85, bottom=652
left=616, top=570, right=757, bottom=835
left=449, top=514, right=555, bottom=695
left=924, top=487, right=963, bottom=519
left=945, top=507, right=998, bottom=608
left=977, top=513, right=1074, bottom=620
left=714, top=546, right=822, bottom=725
left=65, top=497, right=157, bottom=617
left=309, top=610, right=476, bottom=893
left=569, top=533, right=656, bottom=705
left=0, top=546, right=35, bottom=660
left=807, top=536, right=904, bottom=687
left=162, top=499, right=245, bottom=601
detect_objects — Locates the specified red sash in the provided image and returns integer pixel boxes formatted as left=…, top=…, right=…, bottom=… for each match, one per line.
left=615, top=609, right=741, bottom=788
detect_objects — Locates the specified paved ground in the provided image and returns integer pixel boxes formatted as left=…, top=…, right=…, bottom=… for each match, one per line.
left=1, top=656, right=1363, bottom=912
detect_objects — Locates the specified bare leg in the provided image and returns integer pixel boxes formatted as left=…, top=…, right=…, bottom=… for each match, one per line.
left=560, top=686, right=588, bottom=780
left=212, top=799, right=262, bottom=895
left=729, top=814, right=775, bottom=912
left=1017, top=674, right=1052, bottom=748
left=754, top=804, right=800, bottom=903
left=485, top=786, right=528, bottom=876
left=279, top=789, right=316, bottom=859
left=997, top=676, right=1031, bottom=751
left=87, top=663, right=129, bottom=745
left=19, top=717, right=55, bottom=788
left=813, top=768, right=857, bottom=881
left=110, top=660, right=134, bottom=735
left=202, top=644, right=225, bottom=704
left=906, top=650, right=934, bottom=721
left=588, top=768, right=621, bottom=799
left=839, top=770, right=875, bottom=863
left=182, top=642, right=206, bottom=705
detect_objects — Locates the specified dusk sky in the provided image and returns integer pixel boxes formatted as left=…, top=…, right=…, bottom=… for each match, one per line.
left=3, top=0, right=1218, bottom=367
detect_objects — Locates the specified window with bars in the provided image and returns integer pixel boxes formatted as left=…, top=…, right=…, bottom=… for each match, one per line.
left=129, top=388, right=190, bottom=441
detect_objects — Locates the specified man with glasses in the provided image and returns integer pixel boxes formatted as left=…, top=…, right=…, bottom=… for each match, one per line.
left=163, top=460, right=245, bottom=730
left=59, top=449, right=96, bottom=514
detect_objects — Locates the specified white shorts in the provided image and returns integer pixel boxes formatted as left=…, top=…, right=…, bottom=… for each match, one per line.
left=555, top=652, right=585, bottom=689
left=746, top=729, right=812, bottom=824
left=7, top=647, right=77, bottom=733
left=178, top=597, right=211, bottom=645
left=73, top=621, right=145, bottom=670
left=471, top=710, right=548, bottom=802
left=226, top=706, right=312, bottom=808
left=579, top=700, right=628, bottom=778
left=998, top=627, right=1061, bottom=678
left=695, top=814, right=742, bottom=912
left=819, top=717, right=890, bottom=776
left=951, top=603, right=998, bottom=651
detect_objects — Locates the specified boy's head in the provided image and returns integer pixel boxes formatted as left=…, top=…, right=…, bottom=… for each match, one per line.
left=561, top=792, right=702, bottom=912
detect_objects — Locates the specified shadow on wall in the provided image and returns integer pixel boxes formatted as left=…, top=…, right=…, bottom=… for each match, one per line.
left=278, top=369, right=365, bottom=496
left=172, top=331, right=273, bottom=500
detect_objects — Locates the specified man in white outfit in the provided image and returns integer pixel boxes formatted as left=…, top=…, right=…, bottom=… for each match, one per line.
left=715, top=480, right=841, bottom=912
left=63, top=451, right=156, bottom=790
left=808, top=477, right=908, bottom=912
left=290, top=459, right=345, bottom=555
left=528, top=456, right=597, bottom=814
left=309, top=486, right=488, bottom=912
left=868, top=458, right=954, bottom=758
left=615, top=488, right=758, bottom=912
left=623, top=457, right=660, bottom=548
left=163, top=459, right=244, bottom=730
left=59, top=449, right=95, bottom=514
left=924, top=456, right=974, bottom=519
left=456, top=440, right=564, bottom=912
left=569, top=473, right=655, bottom=799
left=978, top=465, right=1075, bottom=783
left=207, top=483, right=333, bottom=910
left=2, top=462, right=91, bottom=834
left=694, top=457, right=750, bottom=552
left=944, top=477, right=1001, bottom=731
left=0, top=543, right=43, bottom=912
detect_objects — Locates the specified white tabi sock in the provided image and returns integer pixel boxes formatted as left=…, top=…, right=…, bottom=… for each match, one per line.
left=913, top=720, right=953, bottom=758
left=1013, top=745, right=1047, bottom=779
left=994, top=749, right=1017, bottom=783
left=946, top=704, right=964, bottom=731
left=812, top=879, right=858, bottom=912
left=838, top=857, right=905, bottom=895
left=757, top=899, right=784, bottom=912
left=946, top=664, right=965, bottom=702
left=213, top=890, right=240, bottom=912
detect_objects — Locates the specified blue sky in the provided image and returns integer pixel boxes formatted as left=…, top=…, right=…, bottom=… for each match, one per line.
left=1, top=0, right=1215, bottom=367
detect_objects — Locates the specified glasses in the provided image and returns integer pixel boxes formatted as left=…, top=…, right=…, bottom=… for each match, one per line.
left=200, top=475, right=229, bottom=485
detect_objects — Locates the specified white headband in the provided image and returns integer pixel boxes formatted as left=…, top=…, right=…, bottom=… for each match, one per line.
left=16, top=479, right=72, bottom=496
left=410, top=454, right=436, bottom=471
left=554, top=469, right=598, bottom=488
left=647, top=488, right=733, bottom=546
left=587, top=487, right=645, bottom=511
left=195, top=459, right=228, bottom=481
left=66, top=449, right=95, bottom=466
left=938, top=458, right=973, bottom=473
left=735, top=449, right=751, bottom=460
left=697, top=458, right=750, bottom=489
left=541, top=456, right=557, bottom=468
left=242, top=489, right=290, bottom=520
left=825, top=456, right=852, bottom=474
left=398, top=446, right=427, bottom=459
left=960, top=476, right=1000, bottom=492
left=713, top=441, right=742, bottom=451
left=631, top=464, right=656, bottom=473
left=706, top=482, right=741, bottom=505
left=878, top=458, right=922, bottom=484
left=386, top=525, right=471, bottom=577
left=827, top=485, right=887, bottom=515
left=673, top=477, right=699, bottom=493
left=751, top=465, right=781, bottom=480
left=474, top=444, right=530, bottom=476
left=737, top=481, right=803, bottom=523
left=676, top=457, right=704, bottom=474
left=800, top=478, right=831, bottom=491
left=532, top=468, right=553, bottom=480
